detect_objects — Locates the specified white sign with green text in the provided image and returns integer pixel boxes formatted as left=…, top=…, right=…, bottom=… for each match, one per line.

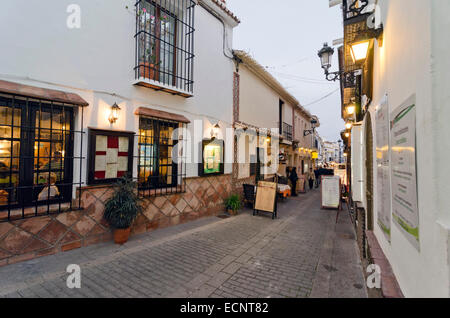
left=390, top=95, right=419, bottom=251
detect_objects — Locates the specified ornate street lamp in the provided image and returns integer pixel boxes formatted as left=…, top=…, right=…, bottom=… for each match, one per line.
left=303, top=118, right=318, bottom=137
left=318, top=42, right=356, bottom=83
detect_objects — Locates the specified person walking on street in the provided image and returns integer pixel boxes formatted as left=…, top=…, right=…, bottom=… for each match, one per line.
left=314, top=168, right=320, bottom=188
left=289, top=167, right=298, bottom=196
left=308, top=169, right=315, bottom=190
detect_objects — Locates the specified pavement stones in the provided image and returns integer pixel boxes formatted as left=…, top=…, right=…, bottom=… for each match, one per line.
left=0, top=189, right=367, bottom=298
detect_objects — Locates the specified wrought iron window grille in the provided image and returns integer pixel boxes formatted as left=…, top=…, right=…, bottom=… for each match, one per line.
left=0, top=94, right=85, bottom=222
left=134, top=0, right=196, bottom=94
left=282, top=122, right=293, bottom=142
left=136, top=116, right=187, bottom=197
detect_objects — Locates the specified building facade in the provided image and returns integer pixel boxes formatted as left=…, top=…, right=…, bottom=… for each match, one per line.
left=0, top=0, right=240, bottom=265
left=232, top=50, right=318, bottom=186
left=333, top=0, right=450, bottom=297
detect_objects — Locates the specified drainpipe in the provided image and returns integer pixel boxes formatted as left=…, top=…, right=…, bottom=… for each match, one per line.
left=198, top=0, right=234, bottom=60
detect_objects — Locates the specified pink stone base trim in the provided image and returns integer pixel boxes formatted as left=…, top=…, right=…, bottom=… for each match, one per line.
left=0, top=174, right=233, bottom=267
left=366, top=231, right=404, bottom=298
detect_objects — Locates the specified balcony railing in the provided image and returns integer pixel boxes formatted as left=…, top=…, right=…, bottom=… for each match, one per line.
left=282, top=122, right=293, bottom=141
left=134, top=0, right=196, bottom=97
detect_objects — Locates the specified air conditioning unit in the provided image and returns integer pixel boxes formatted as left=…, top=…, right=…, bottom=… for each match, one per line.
left=351, top=124, right=364, bottom=203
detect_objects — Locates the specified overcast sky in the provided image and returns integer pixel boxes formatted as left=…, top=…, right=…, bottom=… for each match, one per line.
left=227, top=0, right=344, bottom=142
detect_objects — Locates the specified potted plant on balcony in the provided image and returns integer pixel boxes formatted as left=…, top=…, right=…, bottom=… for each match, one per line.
left=139, top=46, right=161, bottom=80
left=225, top=194, right=241, bottom=216
left=103, top=176, right=142, bottom=244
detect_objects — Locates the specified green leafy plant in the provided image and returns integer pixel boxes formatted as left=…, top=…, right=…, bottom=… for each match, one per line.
left=225, top=194, right=241, bottom=212
left=103, top=176, right=142, bottom=229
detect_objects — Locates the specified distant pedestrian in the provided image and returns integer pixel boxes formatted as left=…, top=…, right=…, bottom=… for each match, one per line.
left=289, top=167, right=298, bottom=196
left=308, top=169, right=315, bottom=190
left=286, top=166, right=291, bottom=179
left=314, top=168, right=320, bottom=188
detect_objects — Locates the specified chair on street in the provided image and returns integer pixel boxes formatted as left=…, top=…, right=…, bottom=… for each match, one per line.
left=243, top=184, right=256, bottom=208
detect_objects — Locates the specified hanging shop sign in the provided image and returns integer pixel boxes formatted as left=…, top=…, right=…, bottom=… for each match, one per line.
left=312, top=151, right=318, bottom=159
left=390, top=95, right=419, bottom=251
left=376, top=94, right=391, bottom=242
left=199, top=139, right=224, bottom=176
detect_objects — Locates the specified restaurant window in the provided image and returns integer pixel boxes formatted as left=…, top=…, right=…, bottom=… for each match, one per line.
left=138, top=117, right=186, bottom=196
left=135, top=0, right=195, bottom=94
left=0, top=95, right=82, bottom=220
left=87, top=129, right=134, bottom=185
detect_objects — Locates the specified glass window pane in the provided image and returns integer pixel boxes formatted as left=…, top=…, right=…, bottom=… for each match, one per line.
left=0, top=106, right=21, bottom=139
left=0, top=172, right=19, bottom=205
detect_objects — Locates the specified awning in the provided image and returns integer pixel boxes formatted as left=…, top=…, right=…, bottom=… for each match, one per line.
left=134, top=107, right=190, bottom=123
left=0, top=80, right=89, bottom=106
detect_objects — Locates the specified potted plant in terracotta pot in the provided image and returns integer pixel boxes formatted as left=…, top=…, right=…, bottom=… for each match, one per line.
left=103, top=176, right=142, bottom=244
left=139, top=47, right=160, bottom=80
left=225, top=194, right=241, bottom=216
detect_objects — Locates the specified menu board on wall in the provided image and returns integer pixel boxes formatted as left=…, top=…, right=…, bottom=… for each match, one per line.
left=376, top=95, right=392, bottom=242
left=321, top=175, right=340, bottom=209
left=390, top=95, right=419, bottom=251
left=200, top=139, right=224, bottom=176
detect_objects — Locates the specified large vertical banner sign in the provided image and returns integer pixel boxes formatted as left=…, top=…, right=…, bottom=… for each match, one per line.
left=390, top=95, right=419, bottom=250
left=376, top=95, right=391, bottom=241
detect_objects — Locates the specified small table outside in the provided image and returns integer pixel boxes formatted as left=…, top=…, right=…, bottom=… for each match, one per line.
left=277, top=184, right=291, bottom=198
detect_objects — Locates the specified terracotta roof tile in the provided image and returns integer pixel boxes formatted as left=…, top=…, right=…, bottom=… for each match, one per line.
left=134, top=107, right=191, bottom=123
left=0, top=80, right=89, bottom=106
left=210, top=0, right=240, bottom=23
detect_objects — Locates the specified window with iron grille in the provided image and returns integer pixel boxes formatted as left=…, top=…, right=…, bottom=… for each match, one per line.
left=0, top=95, right=84, bottom=222
left=135, top=0, right=195, bottom=94
left=138, top=116, right=186, bottom=197
left=282, top=122, right=293, bottom=141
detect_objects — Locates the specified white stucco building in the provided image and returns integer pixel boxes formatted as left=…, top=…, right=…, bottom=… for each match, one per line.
left=0, top=0, right=243, bottom=262
left=232, top=50, right=318, bottom=183
left=332, top=0, right=450, bottom=297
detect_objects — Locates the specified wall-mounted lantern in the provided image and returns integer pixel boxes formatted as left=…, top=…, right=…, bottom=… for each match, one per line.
left=108, top=103, right=121, bottom=124
left=210, top=123, right=220, bottom=139
left=345, top=122, right=353, bottom=130
left=350, top=39, right=370, bottom=64
left=349, top=24, right=384, bottom=64
left=345, top=104, right=356, bottom=116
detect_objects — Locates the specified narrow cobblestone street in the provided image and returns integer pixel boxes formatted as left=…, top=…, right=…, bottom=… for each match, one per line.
left=0, top=189, right=367, bottom=298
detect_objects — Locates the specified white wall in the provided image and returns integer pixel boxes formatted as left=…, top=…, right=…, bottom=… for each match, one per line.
left=368, top=0, right=449, bottom=297
left=238, top=65, right=280, bottom=130
left=282, top=102, right=293, bottom=127
left=0, top=0, right=236, bottom=184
